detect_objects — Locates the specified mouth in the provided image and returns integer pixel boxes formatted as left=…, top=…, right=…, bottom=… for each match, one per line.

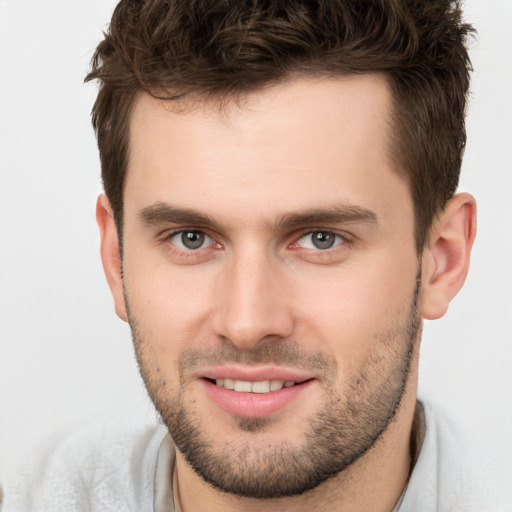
left=199, top=370, right=316, bottom=418
left=207, top=378, right=305, bottom=394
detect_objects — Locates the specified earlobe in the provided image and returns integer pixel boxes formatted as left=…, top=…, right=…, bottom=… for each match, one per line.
left=96, top=194, right=128, bottom=322
left=421, top=193, right=477, bottom=320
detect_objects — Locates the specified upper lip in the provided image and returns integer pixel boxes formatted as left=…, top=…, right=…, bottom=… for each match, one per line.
left=196, top=365, right=315, bottom=384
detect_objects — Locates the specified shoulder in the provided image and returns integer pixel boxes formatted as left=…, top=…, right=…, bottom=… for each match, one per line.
left=1, top=415, right=169, bottom=512
left=400, top=400, right=511, bottom=512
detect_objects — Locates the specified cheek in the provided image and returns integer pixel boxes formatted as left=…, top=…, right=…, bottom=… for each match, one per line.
left=293, top=253, right=419, bottom=362
left=123, top=255, right=218, bottom=350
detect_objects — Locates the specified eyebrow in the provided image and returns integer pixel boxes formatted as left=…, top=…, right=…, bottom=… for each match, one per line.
left=139, top=202, right=378, bottom=230
left=275, top=205, right=378, bottom=230
left=140, top=202, right=217, bottom=228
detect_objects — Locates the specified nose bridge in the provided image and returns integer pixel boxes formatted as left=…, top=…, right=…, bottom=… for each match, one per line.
left=213, top=243, right=293, bottom=349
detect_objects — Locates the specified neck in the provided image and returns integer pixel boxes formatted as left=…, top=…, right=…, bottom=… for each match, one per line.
left=175, top=388, right=418, bottom=512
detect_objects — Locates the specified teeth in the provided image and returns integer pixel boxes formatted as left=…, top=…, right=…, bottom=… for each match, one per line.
left=270, top=380, right=283, bottom=391
left=234, top=380, right=252, bottom=392
left=251, top=380, right=270, bottom=393
left=214, top=379, right=297, bottom=393
left=223, top=378, right=235, bottom=390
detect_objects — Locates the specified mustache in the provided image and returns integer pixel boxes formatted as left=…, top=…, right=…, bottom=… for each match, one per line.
left=178, top=339, right=337, bottom=375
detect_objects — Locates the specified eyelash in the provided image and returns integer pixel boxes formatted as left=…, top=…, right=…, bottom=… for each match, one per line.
left=161, top=229, right=219, bottom=252
left=293, top=231, right=347, bottom=251
left=158, top=228, right=352, bottom=259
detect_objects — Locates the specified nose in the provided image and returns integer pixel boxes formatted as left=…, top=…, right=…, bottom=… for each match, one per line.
left=212, top=248, right=295, bottom=350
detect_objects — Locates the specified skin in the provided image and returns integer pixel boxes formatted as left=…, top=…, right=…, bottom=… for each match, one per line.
left=97, top=74, right=476, bottom=512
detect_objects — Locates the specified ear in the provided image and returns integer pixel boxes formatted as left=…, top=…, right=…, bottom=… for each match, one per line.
left=96, top=194, right=128, bottom=322
left=421, top=193, right=476, bottom=320
left=421, top=193, right=477, bottom=320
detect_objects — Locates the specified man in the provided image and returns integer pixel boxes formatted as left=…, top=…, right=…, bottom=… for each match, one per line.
left=1, top=0, right=508, bottom=511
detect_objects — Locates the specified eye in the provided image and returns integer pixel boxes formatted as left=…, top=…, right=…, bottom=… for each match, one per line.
left=169, top=230, right=213, bottom=250
left=297, top=231, right=345, bottom=250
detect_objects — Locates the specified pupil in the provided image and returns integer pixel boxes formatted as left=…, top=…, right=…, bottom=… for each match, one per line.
left=313, top=231, right=335, bottom=249
left=182, top=231, right=205, bottom=249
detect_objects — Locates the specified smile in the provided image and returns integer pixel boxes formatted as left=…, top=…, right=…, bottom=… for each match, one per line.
left=202, top=374, right=315, bottom=418
left=213, top=379, right=296, bottom=393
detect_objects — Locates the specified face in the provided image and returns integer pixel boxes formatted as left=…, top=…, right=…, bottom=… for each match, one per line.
left=118, top=76, right=422, bottom=497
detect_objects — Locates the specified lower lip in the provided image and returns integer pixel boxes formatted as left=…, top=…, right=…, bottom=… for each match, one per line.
left=201, top=379, right=315, bottom=418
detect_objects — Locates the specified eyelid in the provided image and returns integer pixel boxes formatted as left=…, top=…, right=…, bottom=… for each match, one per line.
left=290, top=228, right=352, bottom=245
left=159, top=227, right=220, bottom=251
left=157, top=226, right=353, bottom=254
left=297, top=230, right=345, bottom=250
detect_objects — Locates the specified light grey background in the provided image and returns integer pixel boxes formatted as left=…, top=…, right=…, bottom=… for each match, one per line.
left=1, top=0, right=511, bottom=476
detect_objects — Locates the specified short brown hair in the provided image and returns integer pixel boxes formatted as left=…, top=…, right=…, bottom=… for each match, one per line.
left=86, top=0, right=474, bottom=251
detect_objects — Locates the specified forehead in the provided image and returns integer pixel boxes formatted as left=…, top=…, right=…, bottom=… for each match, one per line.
left=129, top=74, right=393, bottom=158
left=125, top=75, right=410, bottom=228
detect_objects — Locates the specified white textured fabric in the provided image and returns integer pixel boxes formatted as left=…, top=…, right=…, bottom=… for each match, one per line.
left=1, top=416, right=169, bottom=512
left=1, top=402, right=509, bottom=511
left=396, top=401, right=510, bottom=512
left=153, top=435, right=177, bottom=512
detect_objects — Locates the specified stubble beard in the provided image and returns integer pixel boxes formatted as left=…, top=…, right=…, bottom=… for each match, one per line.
left=127, top=274, right=422, bottom=499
